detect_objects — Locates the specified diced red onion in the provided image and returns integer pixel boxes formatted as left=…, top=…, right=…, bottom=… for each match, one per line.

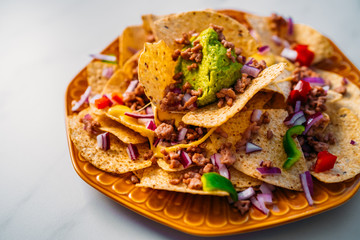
left=350, top=140, right=357, bottom=145
left=257, top=193, right=273, bottom=204
left=145, top=106, right=154, bottom=114
left=322, top=85, right=330, bottom=92
left=210, top=153, right=230, bottom=179
left=258, top=45, right=270, bottom=55
left=287, top=17, right=294, bottom=35
left=84, top=114, right=92, bottom=121
left=178, top=128, right=188, bottom=141
left=259, top=182, right=275, bottom=196
left=304, top=112, right=323, bottom=135
left=237, top=187, right=255, bottom=200
left=241, top=65, right=261, bottom=78
left=250, top=196, right=269, bottom=215
left=124, top=112, right=154, bottom=119
left=342, top=77, right=349, bottom=85
left=256, top=167, right=281, bottom=175
left=284, top=111, right=305, bottom=126
left=179, top=151, right=192, bottom=168
left=300, top=171, right=314, bottom=206
left=294, top=101, right=301, bottom=113
left=102, top=67, right=114, bottom=78
left=250, top=109, right=262, bottom=123
left=89, top=94, right=101, bottom=104
left=145, top=120, right=157, bottom=131
left=97, top=132, right=110, bottom=151
left=271, top=35, right=282, bottom=46
left=72, top=86, right=91, bottom=111
left=245, top=58, right=254, bottom=66
left=125, top=80, right=139, bottom=93
left=293, top=115, right=307, bottom=126
left=302, top=77, right=325, bottom=86
left=127, top=143, right=139, bottom=160
left=280, top=48, right=298, bottom=61
left=90, top=53, right=116, bottom=62
left=246, top=142, right=262, bottom=154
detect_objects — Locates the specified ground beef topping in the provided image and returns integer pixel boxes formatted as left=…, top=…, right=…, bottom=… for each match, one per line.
left=123, top=83, right=150, bottom=111
left=220, top=143, right=236, bottom=166
left=234, top=200, right=251, bottom=215
left=80, top=114, right=101, bottom=135
left=216, top=88, right=237, bottom=108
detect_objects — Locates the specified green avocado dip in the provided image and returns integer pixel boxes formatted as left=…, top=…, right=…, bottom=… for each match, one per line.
left=176, top=28, right=243, bottom=107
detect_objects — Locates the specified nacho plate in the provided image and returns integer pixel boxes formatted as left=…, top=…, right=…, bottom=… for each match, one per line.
left=65, top=34, right=360, bottom=236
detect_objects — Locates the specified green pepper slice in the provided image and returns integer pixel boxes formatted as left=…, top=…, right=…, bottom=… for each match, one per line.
left=283, top=125, right=305, bottom=169
left=201, top=172, right=238, bottom=202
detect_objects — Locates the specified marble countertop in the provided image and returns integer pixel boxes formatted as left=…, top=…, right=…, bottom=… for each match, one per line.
left=1, top=0, right=359, bottom=239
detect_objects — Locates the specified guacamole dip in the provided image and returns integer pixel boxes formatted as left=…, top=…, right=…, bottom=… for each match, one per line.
left=176, top=28, right=243, bottom=106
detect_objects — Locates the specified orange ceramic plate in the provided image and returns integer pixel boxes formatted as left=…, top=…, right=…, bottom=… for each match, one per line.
left=65, top=37, right=360, bottom=236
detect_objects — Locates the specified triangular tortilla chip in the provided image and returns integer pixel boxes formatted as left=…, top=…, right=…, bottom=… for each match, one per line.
left=87, top=62, right=118, bottom=94
left=310, top=108, right=360, bottom=182
left=210, top=109, right=307, bottom=191
left=101, top=69, right=131, bottom=95
left=229, top=167, right=262, bottom=191
left=182, top=63, right=287, bottom=128
left=119, top=25, right=146, bottom=66
left=136, top=166, right=228, bottom=196
left=68, top=114, right=152, bottom=174
left=152, top=10, right=258, bottom=57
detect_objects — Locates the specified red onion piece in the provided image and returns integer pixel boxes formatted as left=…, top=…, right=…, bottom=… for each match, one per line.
left=304, top=112, right=323, bottom=135
left=350, top=140, right=357, bottom=145
left=97, top=132, right=110, bottom=151
left=259, top=182, right=275, bottom=196
left=322, top=85, right=330, bottom=92
left=304, top=170, right=314, bottom=195
left=293, top=115, right=306, bottom=126
left=287, top=17, right=294, bottom=35
left=127, top=144, right=139, bottom=160
left=280, top=48, right=298, bottom=61
left=250, top=196, right=269, bottom=215
left=271, top=35, right=282, bottom=46
left=178, top=128, right=188, bottom=141
left=237, top=187, right=255, bottom=200
left=145, top=120, right=157, bottom=131
left=342, top=77, right=349, bottom=85
left=179, top=151, right=192, bottom=168
left=241, top=65, right=261, bottom=78
left=72, top=86, right=91, bottom=111
left=90, top=53, right=116, bottom=62
left=257, top=193, right=273, bottom=204
left=124, top=112, right=154, bottom=119
left=258, top=45, right=270, bottom=55
left=145, top=106, right=154, bottom=115
left=300, top=171, right=314, bottom=206
left=210, top=153, right=230, bottom=179
left=256, top=167, right=281, bottom=175
left=83, top=114, right=92, bottom=121
left=246, top=142, right=262, bottom=154
left=250, top=109, right=263, bottom=123
left=102, top=67, right=114, bottom=78
left=284, top=111, right=305, bottom=126
left=294, top=100, right=301, bottom=113
left=302, top=77, right=325, bottom=86
left=125, top=80, right=139, bottom=93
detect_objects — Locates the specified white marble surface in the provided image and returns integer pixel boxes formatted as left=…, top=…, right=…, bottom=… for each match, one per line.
left=1, top=0, right=359, bottom=239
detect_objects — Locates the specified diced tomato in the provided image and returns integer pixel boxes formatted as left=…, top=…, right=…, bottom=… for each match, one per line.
left=111, top=93, right=124, bottom=105
left=314, top=151, right=337, bottom=173
left=95, top=95, right=112, bottom=109
left=287, top=80, right=312, bottom=105
left=294, top=44, right=314, bottom=67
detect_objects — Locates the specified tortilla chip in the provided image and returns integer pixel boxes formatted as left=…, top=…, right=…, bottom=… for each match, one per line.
left=78, top=108, right=147, bottom=144
left=68, top=114, right=152, bottom=174
left=182, top=63, right=287, bottom=128
left=137, top=166, right=228, bottom=196
left=152, top=10, right=258, bottom=57
left=101, top=69, right=131, bottom=95
left=245, top=91, right=274, bottom=110
left=310, top=108, right=360, bottom=182
left=119, top=25, right=146, bottom=67
left=138, top=40, right=177, bottom=105
left=316, top=69, right=360, bottom=120
left=157, top=158, right=184, bottom=172
left=122, top=51, right=141, bottom=79
left=87, top=62, right=118, bottom=94
left=229, top=167, right=262, bottom=191
left=142, top=14, right=163, bottom=34
left=264, top=69, right=292, bottom=100
left=293, top=24, right=334, bottom=64
left=210, top=109, right=307, bottom=191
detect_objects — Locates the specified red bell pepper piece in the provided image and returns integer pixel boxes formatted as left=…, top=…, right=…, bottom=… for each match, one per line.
left=294, top=45, right=314, bottom=67
left=314, top=151, right=337, bottom=173
left=111, top=93, right=124, bottom=105
left=95, top=95, right=112, bottom=109
left=287, top=80, right=311, bottom=105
